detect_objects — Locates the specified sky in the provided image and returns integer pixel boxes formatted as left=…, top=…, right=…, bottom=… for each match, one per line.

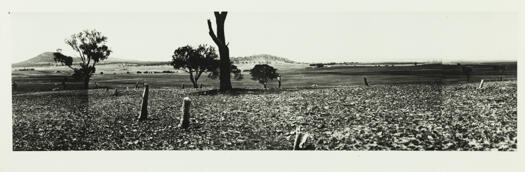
left=9, top=12, right=517, bottom=63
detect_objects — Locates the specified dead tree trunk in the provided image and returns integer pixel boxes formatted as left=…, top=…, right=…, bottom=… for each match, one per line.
left=208, top=11, right=232, bottom=92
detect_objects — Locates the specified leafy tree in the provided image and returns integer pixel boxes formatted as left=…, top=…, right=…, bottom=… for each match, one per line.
left=172, top=45, right=218, bottom=88
left=53, top=29, right=111, bottom=89
left=250, top=64, right=279, bottom=88
left=171, top=45, right=242, bottom=88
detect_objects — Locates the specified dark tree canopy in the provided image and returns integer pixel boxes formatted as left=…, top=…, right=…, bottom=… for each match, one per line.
left=172, top=45, right=219, bottom=88
left=54, top=29, right=111, bottom=89
left=66, top=30, right=111, bottom=65
left=53, top=52, right=73, bottom=67
left=171, top=44, right=242, bottom=88
left=250, top=64, right=279, bottom=88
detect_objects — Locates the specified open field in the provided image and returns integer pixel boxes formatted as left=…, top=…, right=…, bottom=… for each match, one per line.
left=11, top=62, right=517, bottom=92
left=11, top=62, right=517, bottom=150
left=12, top=81, right=516, bottom=150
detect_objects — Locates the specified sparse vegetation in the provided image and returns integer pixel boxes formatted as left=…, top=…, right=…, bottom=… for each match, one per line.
left=12, top=81, right=517, bottom=150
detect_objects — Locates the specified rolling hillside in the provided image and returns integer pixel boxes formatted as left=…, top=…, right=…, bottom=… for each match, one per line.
left=13, top=52, right=298, bottom=68
left=232, top=54, right=298, bottom=64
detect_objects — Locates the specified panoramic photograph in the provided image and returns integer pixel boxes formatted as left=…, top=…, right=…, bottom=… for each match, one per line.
left=10, top=12, right=517, bottom=151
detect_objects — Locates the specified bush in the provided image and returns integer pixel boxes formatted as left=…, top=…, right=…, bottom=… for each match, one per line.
left=137, top=71, right=142, bottom=74
left=100, top=72, right=104, bottom=75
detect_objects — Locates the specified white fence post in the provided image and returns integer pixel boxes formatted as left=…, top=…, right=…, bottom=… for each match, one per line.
left=479, top=79, right=484, bottom=89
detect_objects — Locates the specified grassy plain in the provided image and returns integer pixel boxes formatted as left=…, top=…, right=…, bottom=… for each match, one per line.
left=11, top=62, right=518, bottom=150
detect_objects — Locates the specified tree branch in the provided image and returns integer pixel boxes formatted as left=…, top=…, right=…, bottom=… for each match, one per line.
left=188, top=70, right=196, bottom=85
left=195, top=68, right=205, bottom=81
left=207, top=19, right=220, bottom=45
left=87, top=53, right=91, bottom=67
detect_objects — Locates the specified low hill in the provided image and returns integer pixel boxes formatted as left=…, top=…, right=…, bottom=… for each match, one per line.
left=13, top=52, right=58, bottom=67
left=12, top=52, right=169, bottom=67
left=232, top=54, right=298, bottom=64
left=13, top=52, right=297, bottom=68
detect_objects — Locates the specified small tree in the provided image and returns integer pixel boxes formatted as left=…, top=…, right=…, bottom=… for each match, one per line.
left=171, top=45, right=241, bottom=88
left=250, top=64, right=279, bottom=89
left=53, top=29, right=111, bottom=89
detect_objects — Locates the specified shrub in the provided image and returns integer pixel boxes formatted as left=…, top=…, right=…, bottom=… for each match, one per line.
left=250, top=64, right=279, bottom=89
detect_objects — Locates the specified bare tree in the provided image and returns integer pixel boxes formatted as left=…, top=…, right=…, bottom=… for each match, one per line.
left=207, top=11, right=232, bottom=91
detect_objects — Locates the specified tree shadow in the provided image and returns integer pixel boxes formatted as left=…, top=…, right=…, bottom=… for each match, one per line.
left=190, top=88, right=303, bottom=96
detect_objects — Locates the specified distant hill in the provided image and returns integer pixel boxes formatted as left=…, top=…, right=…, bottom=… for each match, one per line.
left=232, top=54, right=298, bottom=64
left=12, top=52, right=169, bottom=67
left=13, top=52, right=58, bottom=67
left=13, top=52, right=298, bottom=67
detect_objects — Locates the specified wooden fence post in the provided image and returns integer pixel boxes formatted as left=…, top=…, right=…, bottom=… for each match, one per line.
left=363, top=77, right=369, bottom=86
left=138, top=84, right=149, bottom=121
left=479, top=79, right=484, bottom=89
left=179, top=97, right=191, bottom=129
left=277, top=75, right=282, bottom=89
left=61, top=78, right=66, bottom=89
